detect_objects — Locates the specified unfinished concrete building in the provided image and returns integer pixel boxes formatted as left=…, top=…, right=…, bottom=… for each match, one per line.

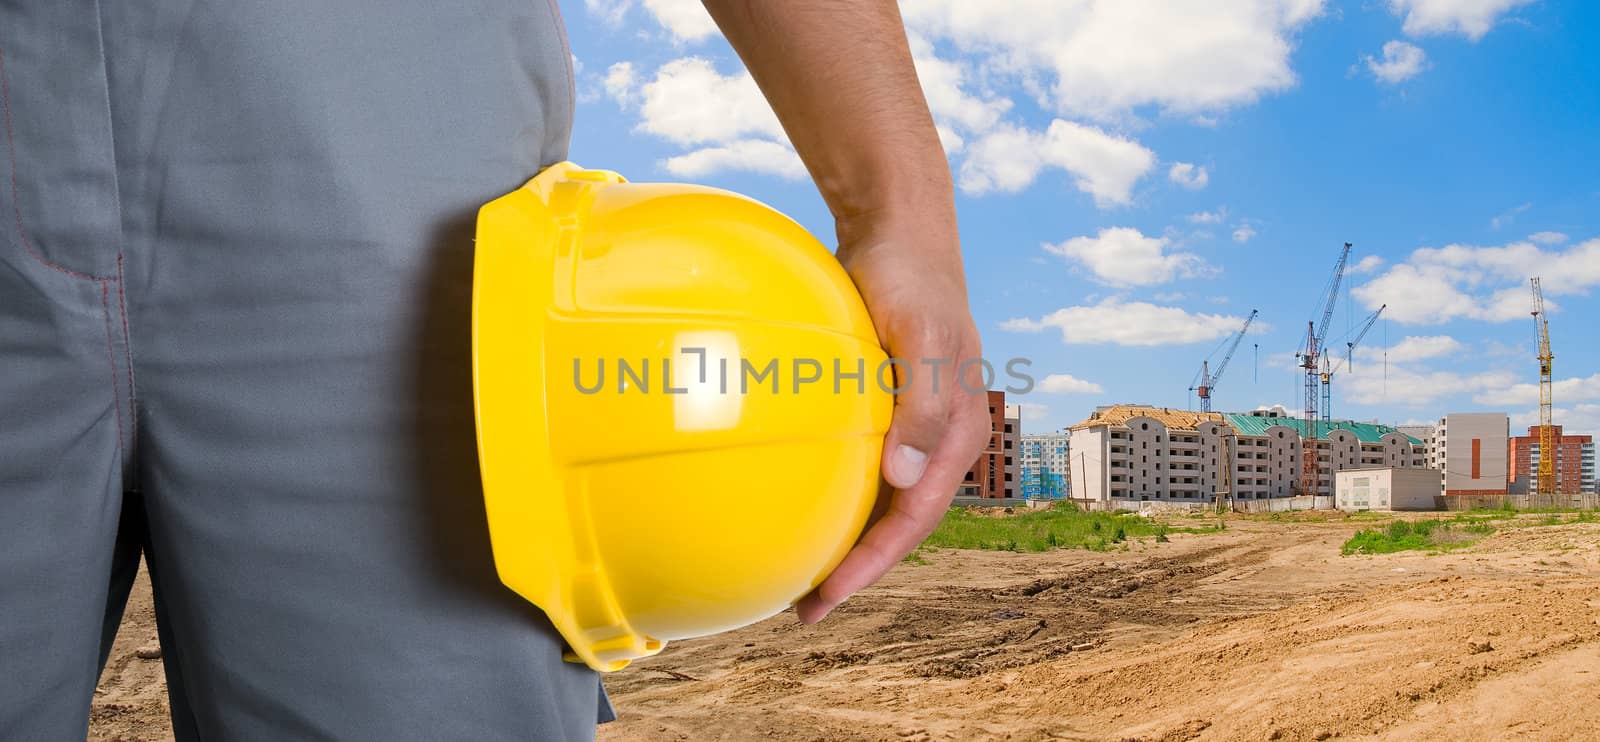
left=1068, top=405, right=1427, bottom=505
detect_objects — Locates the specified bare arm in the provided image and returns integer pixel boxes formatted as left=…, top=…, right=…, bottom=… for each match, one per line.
left=702, top=1, right=990, bottom=623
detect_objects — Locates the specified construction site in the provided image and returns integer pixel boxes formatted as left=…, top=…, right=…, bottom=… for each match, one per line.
left=1016, top=243, right=1599, bottom=515
left=89, top=242, right=1600, bottom=741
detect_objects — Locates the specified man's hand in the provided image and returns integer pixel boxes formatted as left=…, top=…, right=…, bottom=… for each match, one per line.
left=700, top=1, right=988, bottom=621
left=794, top=210, right=990, bottom=624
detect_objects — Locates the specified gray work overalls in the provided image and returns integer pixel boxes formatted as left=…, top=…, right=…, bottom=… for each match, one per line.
left=1, top=2, right=612, bottom=738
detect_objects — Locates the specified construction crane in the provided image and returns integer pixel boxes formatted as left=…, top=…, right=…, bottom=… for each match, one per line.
left=1193, top=309, right=1259, bottom=412
left=1320, top=305, right=1385, bottom=424
left=1531, top=277, right=1555, bottom=496
left=1297, top=242, right=1352, bottom=496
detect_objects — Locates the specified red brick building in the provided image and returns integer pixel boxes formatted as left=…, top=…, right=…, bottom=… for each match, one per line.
left=1508, top=425, right=1595, bottom=494
left=961, top=390, right=1017, bottom=498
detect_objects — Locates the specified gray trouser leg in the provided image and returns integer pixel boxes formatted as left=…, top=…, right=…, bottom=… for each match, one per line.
left=0, top=240, right=134, bottom=741
left=2, top=1, right=612, bottom=738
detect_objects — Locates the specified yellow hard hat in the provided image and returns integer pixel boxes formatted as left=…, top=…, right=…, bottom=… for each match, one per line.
left=471, top=162, right=893, bottom=672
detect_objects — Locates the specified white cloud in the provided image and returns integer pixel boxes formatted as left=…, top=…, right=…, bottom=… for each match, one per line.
left=1511, top=403, right=1600, bottom=434
left=661, top=139, right=807, bottom=179
left=623, top=58, right=809, bottom=178
left=1339, top=360, right=1517, bottom=407
left=1353, top=237, right=1600, bottom=324
left=603, top=1, right=1330, bottom=195
left=1044, top=227, right=1213, bottom=288
left=636, top=58, right=786, bottom=146
left=601, top=4, right=1317, bottom=208
left=1154, top=292, right=1186, bottom=302
left=1014, top=402, right=1052, bottom=419
left=907, top=35, right=1012, bottom=143
left=1001, top=299, right=1254, bottom=346
left=1366, top=40, right=1429, bottom=84
left=1475, top=372, right=1600, bottom=407
left=1530, top=231, right=1569, bottom=245
left=584, top=0, right=631, bottom=26
left=959, top=120, right=1156, bottom=206
left=601, top=6, right=1105, bottom=194
left=900, top=0, right=1327, bottom=120
left=1264, top=350, right=1303, bottom=372
left=604, top=62, right=637, bottom=107
left=588, top=0, right=719, bottom=42
left=641, top=0, right=719, bottom=42
left=1388, top=0, right=1535, bottom=41
left=1355, top=335, right=1463, bottom=364
left=1189, top=208, right=1228, bottom=224
left=1038, top=374, right=1105, bottom=395
left=1490, top=202, right=1532, bottom=230
left=1348, top=255, right=1386, bottom=275
left=1233, top=224, right=1258, bottom=243
left=1168, top=162, right=1210, bottom=190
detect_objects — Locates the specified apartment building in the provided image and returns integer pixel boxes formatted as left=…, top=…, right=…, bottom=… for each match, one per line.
left=1067, top=405, right=1426, bottom=504
left=1430, top=413, right=1510, bottom=497
left=1004, top=406, right=1021, bottom=496
left=1508, top=424, right=1596, bottom=494
left=1020, top=433, right=1071, bottom=499
left=961, top=390, right=1017, bottom=498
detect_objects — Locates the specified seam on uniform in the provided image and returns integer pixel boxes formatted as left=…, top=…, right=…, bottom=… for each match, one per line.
left=116, top=253, right=138, bottom=445
left=101, top=280, right=127, bottom=467
left=0, top=45, right=118, bottom=282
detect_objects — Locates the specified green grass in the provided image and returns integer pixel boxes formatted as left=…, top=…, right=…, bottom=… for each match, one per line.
left=1342, top=517, right=1497, bottom=555
left=1341, top=509, right=1597, bottom=556
left=913, top=501, right=1220, bottom=555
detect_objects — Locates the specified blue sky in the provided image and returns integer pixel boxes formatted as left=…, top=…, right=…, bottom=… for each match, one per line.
left=563, top=0, right=1599, bottom=436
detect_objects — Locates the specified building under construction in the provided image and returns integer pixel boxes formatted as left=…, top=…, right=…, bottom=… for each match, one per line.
left=1067, top=404, right=1426, bottom=504
left=960, top=390, right=1019, bottom=499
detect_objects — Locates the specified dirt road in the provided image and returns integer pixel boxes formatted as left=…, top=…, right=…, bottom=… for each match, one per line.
left=92, top=515, right=1600, bottom=741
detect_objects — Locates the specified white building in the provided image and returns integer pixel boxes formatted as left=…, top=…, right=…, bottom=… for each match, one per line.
left=1068, top=405, right=1427, bottom=505
left=1430, top=413, right=1509, bottom=496
left=1335, top=467, right=1442, bottom=511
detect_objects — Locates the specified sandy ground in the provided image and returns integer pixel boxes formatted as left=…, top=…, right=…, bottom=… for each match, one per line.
left=93, top=514, right=1600, bottom=741
left=90, top=564, right=170, bottom=742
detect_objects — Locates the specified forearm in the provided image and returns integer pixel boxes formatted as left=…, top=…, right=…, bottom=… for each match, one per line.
left=701, top=1, right=954, bottom=245
left=703, top=3, right=985, bottom=625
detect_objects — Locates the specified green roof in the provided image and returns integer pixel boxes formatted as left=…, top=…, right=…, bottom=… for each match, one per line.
left=1222, top=414, right=1423, bottom=445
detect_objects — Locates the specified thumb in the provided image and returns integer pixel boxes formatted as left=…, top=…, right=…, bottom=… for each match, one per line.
left=881, top=360, right=954, bottom=489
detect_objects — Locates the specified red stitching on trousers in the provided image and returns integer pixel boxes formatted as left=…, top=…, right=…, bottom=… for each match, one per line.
left=1, top=45, right=117, bottom=282
left=101, top=280, right=127, bottom=465
left=116, top=253, right=137, bottom=443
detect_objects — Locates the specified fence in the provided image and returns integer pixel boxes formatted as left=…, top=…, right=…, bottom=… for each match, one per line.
left=1075, top=495, right=1335, bottom=514
left=951, top=496, right=1034, bottom=509
left=1063, top=493, right=1600, bottom=515
left=1230, top=495, right=1335, bottom=513
left=1441, top=493, right=1600, bottom=511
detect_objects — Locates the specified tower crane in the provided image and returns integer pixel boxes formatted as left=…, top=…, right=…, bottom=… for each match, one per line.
left=1531, top=277, right=1555, bottom=496
left=1320, top=305, right=1385, bottom=424
left=1297, top=242, right=1352, bottom=496
left=1193, top=309, right=1259, bottom=412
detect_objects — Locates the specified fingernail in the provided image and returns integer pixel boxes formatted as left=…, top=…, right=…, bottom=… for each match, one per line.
left=890, top=445, right=929, bottom=488
left=795, top=595, right=829, bottom=624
